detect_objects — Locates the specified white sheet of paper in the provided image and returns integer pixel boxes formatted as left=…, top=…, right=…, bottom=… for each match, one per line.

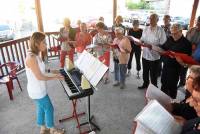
left=85, top=56, right=102, bottom=80
left=79, top=53, right=91, bottom=73
left=75, top=50, right=88, bottom=69
left=135, top=100, right=182, bottom=134
left=145, top=84, right=172, bottom=107
left=84, top=56, right=97, bottom=80
left=134, top=122, right=155, bottom=134
left=75, top=50, right=108, bottom=88
left=90, top=61, right=108, bottom=86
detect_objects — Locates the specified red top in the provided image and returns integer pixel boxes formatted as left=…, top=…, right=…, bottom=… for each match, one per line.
left=75, top=32, right=92, bottom=53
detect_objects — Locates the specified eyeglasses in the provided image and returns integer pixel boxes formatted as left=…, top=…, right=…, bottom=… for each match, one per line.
left=171, top=31, right=180, bottom=36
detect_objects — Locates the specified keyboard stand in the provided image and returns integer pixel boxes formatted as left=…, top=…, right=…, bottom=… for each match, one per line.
left=59, top=99, right=85, bottom=133
left=80, top=95, right=100, bottom=133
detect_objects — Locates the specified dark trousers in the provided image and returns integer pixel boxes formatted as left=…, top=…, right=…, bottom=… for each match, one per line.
left=141, top=58, right=160, bottom=87
left=127, top=46, right=141, bottom=71
left=179, top=66, right=188, bottom=85
left=161, top=66, right=180, bottom=99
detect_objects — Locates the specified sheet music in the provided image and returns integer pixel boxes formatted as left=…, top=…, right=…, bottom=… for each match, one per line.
left=75, top=50, right=108, bottom=88
left=75, top=50, right=88, bottom=68
left=135, top=100, right=182, bottom=134
left=84, top=56, right=97, bottom=80
left=86, top=56, right=102, bottom=80
left=135, top=121, right=155, bottom=134
left=78, top=53, right=91, bottom=73
left=146, top=84, right=172, bottom=107
left=90, top=62, right=108, bottom=86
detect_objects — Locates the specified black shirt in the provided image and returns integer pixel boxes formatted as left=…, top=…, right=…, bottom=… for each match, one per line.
left=128, top=28, right=143, bottom=50
left=172, top=102, right=197, bottom=120
left=161, top=35, right=192, bottom=68
left=128, top=28, right=143, bottom=39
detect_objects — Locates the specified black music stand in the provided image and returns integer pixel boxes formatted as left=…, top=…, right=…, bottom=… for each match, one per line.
left=79, top=95, right=100, bottom=133
left=59, top=89, right=100, bottom=134
left=58, top=68, right=100, bottom=134
left=60, top=51, right=107, bottom=133
left=74, top=50, right=108, bottom=133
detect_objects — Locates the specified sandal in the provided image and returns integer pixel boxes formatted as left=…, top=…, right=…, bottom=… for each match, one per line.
left=40, top=128, right=50, bottom=134
left=50, top=128, right=65, bottom=134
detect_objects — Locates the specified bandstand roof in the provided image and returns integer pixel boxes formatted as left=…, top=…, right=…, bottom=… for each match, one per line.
left=34, top=0, right=199, bottom=32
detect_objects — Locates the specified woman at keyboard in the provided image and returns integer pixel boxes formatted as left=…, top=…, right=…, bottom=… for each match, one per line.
left=25, top=32, right=65, bottom=134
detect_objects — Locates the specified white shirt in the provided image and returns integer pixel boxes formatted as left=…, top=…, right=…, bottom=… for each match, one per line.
left=141, top=25, right=166, bottom=61
left=60, top=28, right=71, bottom=51
left=26, top=55, right=47, bottom=99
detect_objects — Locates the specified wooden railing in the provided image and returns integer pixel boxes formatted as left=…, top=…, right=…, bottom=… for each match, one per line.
left=0, top=32, right=60, bottom=74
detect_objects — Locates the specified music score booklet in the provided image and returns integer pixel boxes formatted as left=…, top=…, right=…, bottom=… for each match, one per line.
left=145, top=84, right=172, bottom=108
left=135, top=100, right=182, bottom=134
left=75, top=50, right=108, bottom=88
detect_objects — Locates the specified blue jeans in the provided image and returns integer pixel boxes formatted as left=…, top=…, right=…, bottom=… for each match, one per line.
left=34, top=95, right=54, bottom=128
left=114, top=62, right=127, bottom=84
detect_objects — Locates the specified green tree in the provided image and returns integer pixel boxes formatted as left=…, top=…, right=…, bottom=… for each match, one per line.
left=126, top=0, right=153, bottom=10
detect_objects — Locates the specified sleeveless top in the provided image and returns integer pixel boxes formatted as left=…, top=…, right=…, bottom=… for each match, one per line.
left=25, top=53, right=47, bottom=99
left=93, top=32, right=112, bottom=56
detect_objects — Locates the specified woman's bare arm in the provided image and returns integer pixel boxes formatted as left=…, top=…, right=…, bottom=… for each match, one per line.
left=26, top=55, right=63, bottom=81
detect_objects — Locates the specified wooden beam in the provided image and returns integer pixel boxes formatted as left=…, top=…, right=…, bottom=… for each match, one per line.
left=113, top=0, right=117, bottom=24
left=189, top=0, right=199, bottom=28
left=35, top=0, right=44, bottom=32
left=35, top=0, right=46, bottom=61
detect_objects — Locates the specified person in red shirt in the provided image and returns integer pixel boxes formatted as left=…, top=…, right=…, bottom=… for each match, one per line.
left=75, top=22, right=92, bottom=56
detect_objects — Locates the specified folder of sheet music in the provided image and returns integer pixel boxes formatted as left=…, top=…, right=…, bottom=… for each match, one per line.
left=75, top=50, right=109, bottom=90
